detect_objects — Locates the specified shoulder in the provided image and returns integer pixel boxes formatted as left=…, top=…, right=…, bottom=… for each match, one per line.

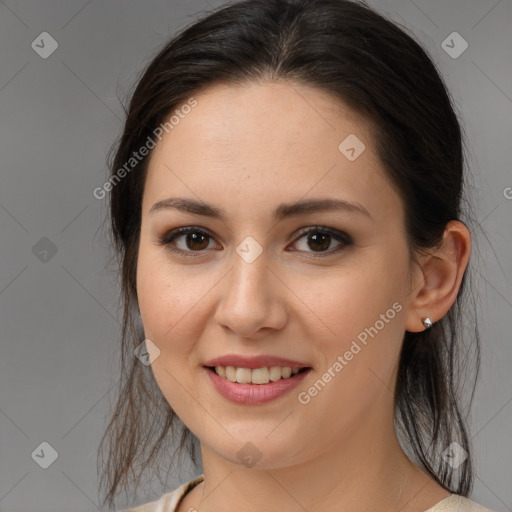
left=120, top=484, right=494, bottom=512
left=120, top=474, right=204, bottom=512
left=425, top=493, right=495, bottom=512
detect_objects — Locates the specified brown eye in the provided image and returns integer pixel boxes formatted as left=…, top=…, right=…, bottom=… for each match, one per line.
left=158, top=227, right=220, bottom=257
left=289, top=226, right=352, bottom=256
left=183, top=232, right=210, bottom=251
left=306, top=232, right=331, bottom=251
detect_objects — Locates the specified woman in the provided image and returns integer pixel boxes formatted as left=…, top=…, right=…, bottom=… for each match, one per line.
left=97, top=1, right=493, bottom=511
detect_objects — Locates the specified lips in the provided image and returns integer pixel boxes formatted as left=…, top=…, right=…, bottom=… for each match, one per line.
left=202, top=354, right=311, bottom=370
left=204, top=365, right=312, bottom=404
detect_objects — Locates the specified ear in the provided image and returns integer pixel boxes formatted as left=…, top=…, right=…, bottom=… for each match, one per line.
left=405, top=220, right=471, bottom=333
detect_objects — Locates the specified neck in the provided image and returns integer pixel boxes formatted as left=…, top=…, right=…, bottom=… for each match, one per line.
left=183, top=404, right=449, bottom=512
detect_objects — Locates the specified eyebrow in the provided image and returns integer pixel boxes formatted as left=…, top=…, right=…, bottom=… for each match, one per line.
left=149, top=197, right=372, bottom=221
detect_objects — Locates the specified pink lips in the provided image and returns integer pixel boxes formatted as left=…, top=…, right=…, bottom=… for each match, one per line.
left=202, top=354, right=312, bottom=405
left=204, top=367, right=311, bottom=404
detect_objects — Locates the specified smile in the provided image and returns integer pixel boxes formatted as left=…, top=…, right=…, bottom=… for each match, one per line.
left=204, top=366, right=312, bottom=404
left=208, top=365, right=308, bottom=384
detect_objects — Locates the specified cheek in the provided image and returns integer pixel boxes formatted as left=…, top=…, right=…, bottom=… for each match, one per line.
left=135, top=247, right=204, bottom=414
left=136, top=244, right=183, bottom=343
left=136, top=244, right=214, bottom=361
left=293, top=254, right=407, bottom=342
left=290, top=269, right=407, bottom=431
left=288, top=249, right=409, bottom=408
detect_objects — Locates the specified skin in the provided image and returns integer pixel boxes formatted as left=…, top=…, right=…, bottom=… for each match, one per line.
left=136, top=81, right=471, bottom=512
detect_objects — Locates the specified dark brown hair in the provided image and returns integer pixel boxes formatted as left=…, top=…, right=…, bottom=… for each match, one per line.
left=97, top=0, right=482, bottom=508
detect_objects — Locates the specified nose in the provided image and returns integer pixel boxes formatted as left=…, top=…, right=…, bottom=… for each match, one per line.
left=214, top=250, right=288, bottom=340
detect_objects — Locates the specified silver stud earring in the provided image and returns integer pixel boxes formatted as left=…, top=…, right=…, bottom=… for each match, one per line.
left=423, top=317, right=433, bottom=330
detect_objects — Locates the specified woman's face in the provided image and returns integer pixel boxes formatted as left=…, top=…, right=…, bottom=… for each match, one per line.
left=137, top=81, right=418, bottom=468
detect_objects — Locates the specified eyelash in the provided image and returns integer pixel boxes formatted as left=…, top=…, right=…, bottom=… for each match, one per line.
left=156, top=225, right=352, bottom=259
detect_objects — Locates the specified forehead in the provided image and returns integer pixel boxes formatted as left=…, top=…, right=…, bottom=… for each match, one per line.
left=143, top=81, right=402, bottom=223
left=155, top=80, right=373, bottom=155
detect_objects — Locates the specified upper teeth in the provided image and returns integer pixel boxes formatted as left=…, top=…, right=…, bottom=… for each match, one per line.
left=215, top=366, right=301, bottom=384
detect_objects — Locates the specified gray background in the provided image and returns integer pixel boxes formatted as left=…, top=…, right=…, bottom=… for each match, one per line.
left=0, top=0, right=511, bottom=511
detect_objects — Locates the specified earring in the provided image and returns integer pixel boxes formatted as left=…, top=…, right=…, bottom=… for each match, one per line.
left=422, top=317, right=433, bottom=330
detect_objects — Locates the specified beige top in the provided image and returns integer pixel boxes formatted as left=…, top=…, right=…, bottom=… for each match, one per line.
left=121, top=474, right=494, bottom=512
